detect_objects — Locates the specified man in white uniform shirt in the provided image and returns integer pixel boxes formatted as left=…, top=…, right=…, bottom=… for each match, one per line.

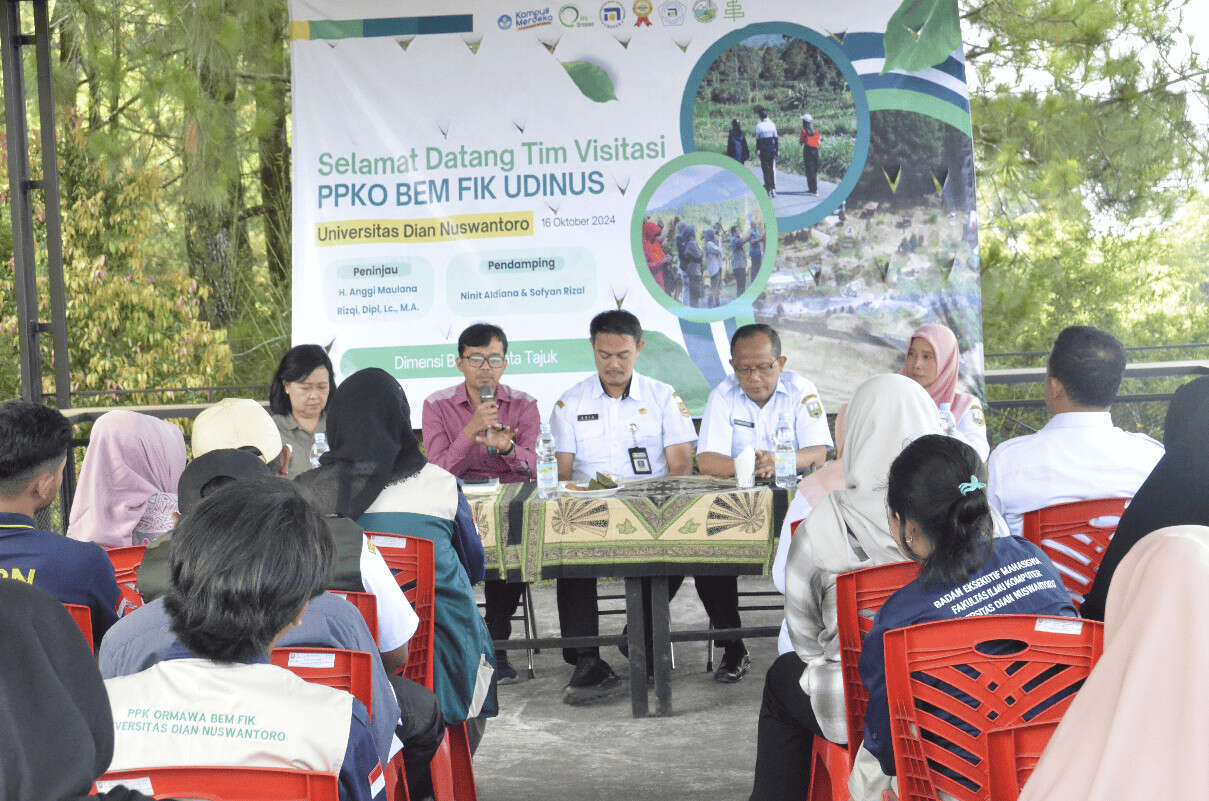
left=754, top=108, right=779, bottom=196
left=550, top=310, right=697, bottom=704
left=695, top=323, right=834, bottom=681
left=987, top=325, right=1163, bottom=539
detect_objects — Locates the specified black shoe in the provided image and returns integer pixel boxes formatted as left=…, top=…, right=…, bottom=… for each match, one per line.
left=714, top=644, right=751, bottom=684
left=496, top=655, right=518, bottom=685
left=562, top=656, right=622, bottom=706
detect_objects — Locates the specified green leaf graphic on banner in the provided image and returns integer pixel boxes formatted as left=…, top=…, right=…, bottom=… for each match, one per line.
left=561, top=61, right=618, bottom=103
left=880, top=0, right=961, bottom=75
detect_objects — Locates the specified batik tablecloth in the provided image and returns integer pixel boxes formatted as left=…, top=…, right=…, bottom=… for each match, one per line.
left=471, top=476, right=789, bottom=582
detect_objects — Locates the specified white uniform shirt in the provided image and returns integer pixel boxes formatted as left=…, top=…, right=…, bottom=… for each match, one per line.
left=697, top=370, right=833, bottom=457
left=359, top=538, right=420, bottom=652
left=755, top=118, right=778, bottom=140
left=551, top=372, right=697, bottom=482
left=987, top=411, right=1163, bottom=538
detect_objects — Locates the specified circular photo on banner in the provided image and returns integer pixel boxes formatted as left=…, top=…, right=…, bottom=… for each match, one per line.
left=680, top=23, right=870, bottom=232
left=631, top=152, right=777, bottom=321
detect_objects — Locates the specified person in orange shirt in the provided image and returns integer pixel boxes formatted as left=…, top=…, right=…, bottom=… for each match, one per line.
left=799, top=114, right=820, bottom=196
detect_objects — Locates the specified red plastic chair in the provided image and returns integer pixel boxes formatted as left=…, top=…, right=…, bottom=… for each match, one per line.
left=884, top=615, right=1103, bottom=801
left=270, top=647, right=375, bottom=720
left=105, top=544, right=147, bottom=613
left=94, top=766, right=339, bottom=800
left=328, top=589, right=380, bottom=647
left=1020, top=497, right=1128, bottom=604
left=365, top=532, right=477, bottom=801
left=800, top=562, right=921, bottom=801
left=986, top=720, right=1060, bottom=801
left=64, top=602, right=94, bottom=652
left=364, top=531, right=436, bottom=691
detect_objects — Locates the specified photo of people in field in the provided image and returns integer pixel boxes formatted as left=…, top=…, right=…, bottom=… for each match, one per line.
left=693, top=32, right=857, bottom=217
left=752, top=109, right=982, bottom=405
left=641, top=164, right=769, bottom=309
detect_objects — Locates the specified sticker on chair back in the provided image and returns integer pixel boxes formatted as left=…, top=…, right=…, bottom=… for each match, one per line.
left=97, top=778, right=154, bottom=794
left=1034, top=618, right=1083, bottom=635
left=288, top=652, right=337, bottom=669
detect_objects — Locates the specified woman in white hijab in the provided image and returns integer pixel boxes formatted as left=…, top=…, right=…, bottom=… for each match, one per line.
left=1019, top=524, right=1209, bottom=801
left=749, top=374, right=940, bottom=801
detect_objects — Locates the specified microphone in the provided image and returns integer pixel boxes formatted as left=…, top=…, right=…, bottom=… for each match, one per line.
left=479, top=384, right=497, bottom=455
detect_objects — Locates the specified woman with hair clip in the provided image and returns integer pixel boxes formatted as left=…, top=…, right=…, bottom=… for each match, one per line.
left=848, top=435, right=1075, bottom=801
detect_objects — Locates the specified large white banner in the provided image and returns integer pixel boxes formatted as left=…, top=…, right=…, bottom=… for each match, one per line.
left=289, top=0, right=982, bottom=416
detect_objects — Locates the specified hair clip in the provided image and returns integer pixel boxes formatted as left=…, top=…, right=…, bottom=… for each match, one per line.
left=958, top=476, right=986, bottom=496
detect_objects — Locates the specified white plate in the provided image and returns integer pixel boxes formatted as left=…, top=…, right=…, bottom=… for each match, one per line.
left=461, top=478, right=501, bottom=496
left=559, top=481, right=619, bottom=498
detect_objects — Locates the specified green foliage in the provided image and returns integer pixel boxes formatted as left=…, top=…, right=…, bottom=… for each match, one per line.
left=561, top=61, right=618, bottom=103
left=883, top=0, right=962, bottom=73
left=0, top=114, right=233, bottom=401
left=965, top=0, right=1209, bottom=361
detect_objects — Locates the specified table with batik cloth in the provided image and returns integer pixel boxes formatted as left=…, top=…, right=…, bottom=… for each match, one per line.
left=469, top=475, right=791, bottom=716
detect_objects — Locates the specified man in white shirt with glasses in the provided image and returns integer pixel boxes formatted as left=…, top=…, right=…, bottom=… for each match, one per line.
left=696, top=323, right=833, bottom=682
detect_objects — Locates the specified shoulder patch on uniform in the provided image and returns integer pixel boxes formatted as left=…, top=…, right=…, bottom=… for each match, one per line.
left=366, top=540, right=378, bottom=555
left=803, top=394, right=824, bottom=419
left=638, top=407, right=647, bottom=414
left=970, top=404, right=985, bottom=427
left=556, top=399, right=565, bottom=408
left=678, top=401, right=691, bottom=417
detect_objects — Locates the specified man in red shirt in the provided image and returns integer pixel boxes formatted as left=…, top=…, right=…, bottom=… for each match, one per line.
left=422, top=323, right=540, bottom=682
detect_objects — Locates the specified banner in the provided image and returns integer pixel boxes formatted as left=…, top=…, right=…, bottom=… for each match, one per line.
left=288, top=0, right=983, bottom=416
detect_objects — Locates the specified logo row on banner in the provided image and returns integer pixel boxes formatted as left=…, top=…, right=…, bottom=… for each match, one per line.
left=496, top=2, right=744, bottom=31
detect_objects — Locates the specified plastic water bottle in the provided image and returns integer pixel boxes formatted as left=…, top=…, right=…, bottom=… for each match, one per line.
left=774, top=413, right=797, bottom=489
left=536, top=423, right=558, bottom=499
left=938, top=402, right=958, bottom=436
left=309, top=432, right=329, bottom=468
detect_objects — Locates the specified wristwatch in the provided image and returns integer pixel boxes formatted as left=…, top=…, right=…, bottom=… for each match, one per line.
left=499, top=441, right=516, bottom=457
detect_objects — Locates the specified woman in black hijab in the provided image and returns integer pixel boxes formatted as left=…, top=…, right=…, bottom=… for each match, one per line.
left=295, top=368, right=497, bottom=741
left=0, top=579, right=155, bottom=801
left=1081, top=376, right=1209, bottom=620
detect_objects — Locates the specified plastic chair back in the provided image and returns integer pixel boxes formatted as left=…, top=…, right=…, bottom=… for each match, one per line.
left=94, top=766, right=339, bottom=800
left=835, top=560, right=921, bottom=766
left=270, top=647, right=375, bottom=720
left=105, top=544, right=147, bottom=613
left=327, top=589, right=380, bottom=647
left=1020, top=497, right=1128, bottom=604
left=884, top=614, right=1103, bottom=801
left=64, top=602, right=94, bottom=652
left=430, top=721, right=479, bottom=801
left=365, top=531, right=436, bottom=691
left=986, top=720, right=1060, bottom=801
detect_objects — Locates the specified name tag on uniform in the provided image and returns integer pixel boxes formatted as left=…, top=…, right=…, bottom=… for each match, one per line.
left=628, top=447, right=652, bottom=475
left=732, top=418, right=755, bottom=429
left=577, top=413, right=599, bottom=422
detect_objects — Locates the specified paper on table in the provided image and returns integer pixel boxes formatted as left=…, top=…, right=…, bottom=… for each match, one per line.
left=735, top=447, right=756, bottom=488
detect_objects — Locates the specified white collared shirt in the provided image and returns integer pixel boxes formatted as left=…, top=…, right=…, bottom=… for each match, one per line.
left=550, top=372, right=697, bottom=482
left=987, top=411, right=1163, bottom=538
left=755, top=118, right=778, bottom=140
left=697, top=370, right=833, bottom=457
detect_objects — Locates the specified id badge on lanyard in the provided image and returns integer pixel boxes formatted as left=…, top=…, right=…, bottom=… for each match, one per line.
left=627, top=422, right=652, bottom=475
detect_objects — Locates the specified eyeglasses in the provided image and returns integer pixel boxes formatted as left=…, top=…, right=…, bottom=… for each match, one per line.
left=733, top=362, right=779, bottom=377
left=463, top=355, right=507, bottom=368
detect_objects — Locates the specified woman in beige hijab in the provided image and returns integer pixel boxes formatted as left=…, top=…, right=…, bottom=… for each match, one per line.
left=1019, top=524, right=1209, bottom=801
left=750, top=374, right=940, bottom=801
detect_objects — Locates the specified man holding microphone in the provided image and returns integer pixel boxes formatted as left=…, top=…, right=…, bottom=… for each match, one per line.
left=422, top=323, right=540, bottom=682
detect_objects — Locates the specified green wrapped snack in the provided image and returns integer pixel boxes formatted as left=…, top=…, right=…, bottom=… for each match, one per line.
left=594, top=472, right=617, bottom=489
